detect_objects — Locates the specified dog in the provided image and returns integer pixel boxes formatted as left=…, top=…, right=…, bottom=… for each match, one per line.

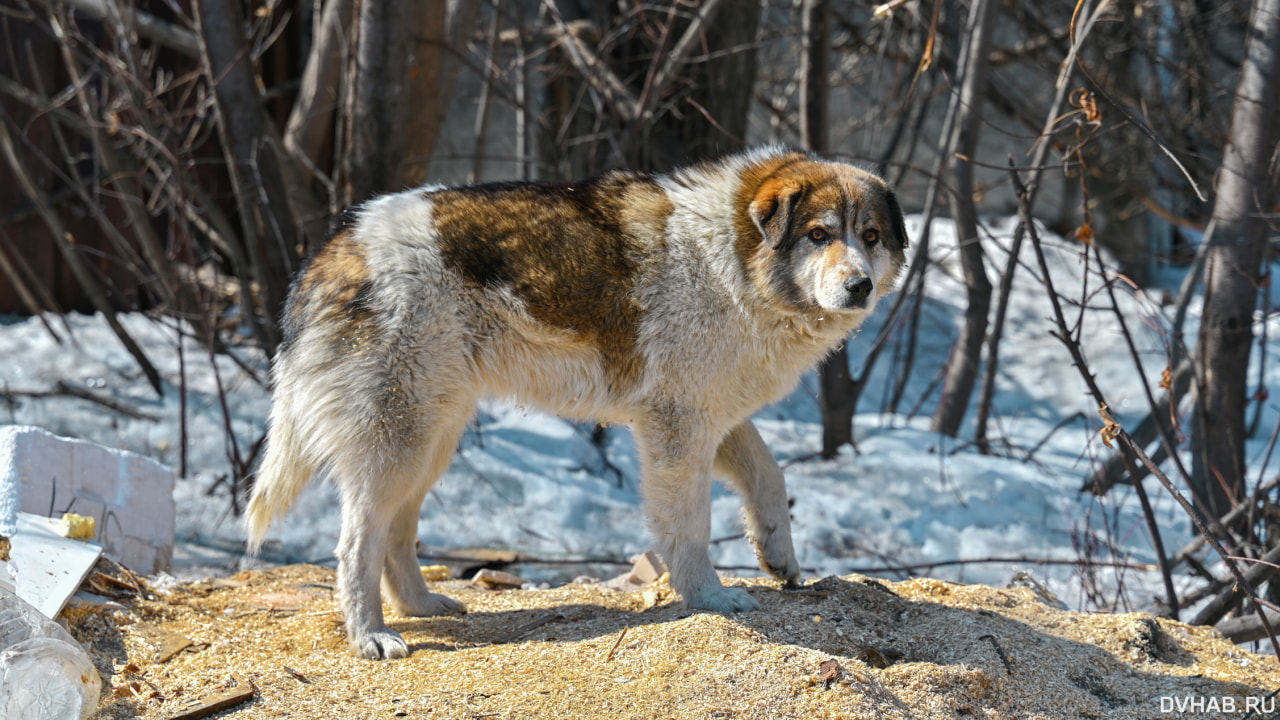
left=245, top=146, right=909, bottom=659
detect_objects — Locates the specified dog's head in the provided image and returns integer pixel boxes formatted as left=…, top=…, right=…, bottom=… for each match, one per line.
left=741, top=154, right=908, bottom=317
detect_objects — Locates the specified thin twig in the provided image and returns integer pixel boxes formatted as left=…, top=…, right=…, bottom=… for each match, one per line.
left=603, top=624, right=628, bottom=662
left=0, top=381, right=159, bottom=421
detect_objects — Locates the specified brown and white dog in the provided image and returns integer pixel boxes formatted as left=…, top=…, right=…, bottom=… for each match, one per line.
left=246, top=147, right=908, bottom=659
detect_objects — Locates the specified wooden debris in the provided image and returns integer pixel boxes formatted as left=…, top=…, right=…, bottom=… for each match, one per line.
left=131, top=622, right=195, bottom=663
left=163, top=676, right=255, bottom=720
left=627, top=550, right=666, bottom=585
left=111, top=663, right=161, bottom=700
left=980, top=634, right=1014, bottom=675
left=91, top=569, right=141, bottom=596
left=472, top=569, right=526, bottom=590
left=604, top=625, right=629, bottom=662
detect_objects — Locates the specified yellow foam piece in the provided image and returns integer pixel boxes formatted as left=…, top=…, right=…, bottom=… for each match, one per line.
left=58, top=513, right=96, bottom=540
left=420, top=564, right=450, bottom=582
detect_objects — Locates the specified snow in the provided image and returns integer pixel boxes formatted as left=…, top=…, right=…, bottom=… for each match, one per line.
left=2, top=216, right=1273, bottom=615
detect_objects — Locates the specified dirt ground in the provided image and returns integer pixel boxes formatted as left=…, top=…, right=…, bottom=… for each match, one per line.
left=68, top=562, right=1280, bottom=719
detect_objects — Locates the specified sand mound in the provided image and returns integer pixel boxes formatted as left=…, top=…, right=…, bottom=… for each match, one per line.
left=71, top=564, right=1279, bottom=719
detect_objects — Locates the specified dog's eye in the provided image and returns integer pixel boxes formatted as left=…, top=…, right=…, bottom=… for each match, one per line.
left=862, top=229, right=879, bottom=245
left=809, top=228, right=827, bottom=243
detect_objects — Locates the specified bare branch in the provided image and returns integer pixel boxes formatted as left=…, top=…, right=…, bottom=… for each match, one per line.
left=0, top=115, right=163, bottom=395
left=543, top=5, right=639, bottom=123
left=641, top=0, right=727, bottom=124
left=51, top=0, right=200, bottom=57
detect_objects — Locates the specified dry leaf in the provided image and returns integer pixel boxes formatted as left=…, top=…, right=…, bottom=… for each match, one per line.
left=1099, top=404, right=1122, bottom=448
left=818, top=658, right=843, bottom=688
left=859, top=647, right=892, bottom=669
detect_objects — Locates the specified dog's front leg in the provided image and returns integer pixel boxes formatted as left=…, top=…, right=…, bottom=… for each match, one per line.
left=636, top=417, right=760, bottom=613
left=714, top=420, right=801, bottom=587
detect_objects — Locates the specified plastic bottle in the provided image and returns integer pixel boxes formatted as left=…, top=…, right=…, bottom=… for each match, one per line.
left=0, top=566, right=101, bottom=720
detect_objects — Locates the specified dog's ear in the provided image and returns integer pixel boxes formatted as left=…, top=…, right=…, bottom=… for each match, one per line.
left=749, top=178, right=804, bottom=250
left=885, top=187, right=909, bottom=250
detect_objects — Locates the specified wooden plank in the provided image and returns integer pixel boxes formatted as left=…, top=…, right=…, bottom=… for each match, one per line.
left=163, top=677, right=255, bottom=720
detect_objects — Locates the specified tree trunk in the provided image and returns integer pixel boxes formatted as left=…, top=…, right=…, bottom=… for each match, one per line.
left=798, top=0, right=852, bottom=459
left=197, top=0, right=303, bottom=354
left=345, top=1, right=477, bottom=201
left=283, top=0, right=354, bottom=172
left=1191, top=0, right=1280, bottom=521
left=931, top=0, right=997, bottom=438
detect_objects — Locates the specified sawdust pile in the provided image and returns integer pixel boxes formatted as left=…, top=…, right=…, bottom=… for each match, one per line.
left=69, top=563, right=1280, bottom=719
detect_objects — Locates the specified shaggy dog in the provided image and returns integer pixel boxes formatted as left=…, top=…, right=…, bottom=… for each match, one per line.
left=246, top=147, right=909, bottom=659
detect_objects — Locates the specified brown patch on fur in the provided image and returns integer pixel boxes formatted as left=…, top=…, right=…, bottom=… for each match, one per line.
left=731, top=152, right=811, bottom=258
left=286, top=228, right=376, bottom=352
left=430, top=173, right=670, bottom=395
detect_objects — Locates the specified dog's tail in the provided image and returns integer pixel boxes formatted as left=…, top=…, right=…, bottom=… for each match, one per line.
left=245, top=405, right=315, bottom=555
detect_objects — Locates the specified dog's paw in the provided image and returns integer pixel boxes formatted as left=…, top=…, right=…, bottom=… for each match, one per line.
left=393, top=591, right=468, bottom=618
left=352, top=629, right=410, bottom=660
left=758, top=547, right=800, bottom=586
left=751, top=525, right=800, bottom=585
left=688, top=583, right=761, bottom=613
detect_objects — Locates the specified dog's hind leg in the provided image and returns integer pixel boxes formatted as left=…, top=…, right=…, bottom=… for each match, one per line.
left=636, top=416, right=760, bottom=613
left=333, top=469, right=409, bottom=660
left=381, top=408, right=472, bottom=618
left=714, top=420, right=801, bottom=587
left=333, top=404, right=472, bottom=660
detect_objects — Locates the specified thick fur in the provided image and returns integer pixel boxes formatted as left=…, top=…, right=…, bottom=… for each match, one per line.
left=246, top=147, right=908, bottom=659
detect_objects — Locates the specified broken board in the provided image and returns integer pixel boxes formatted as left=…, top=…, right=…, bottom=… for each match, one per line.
left=6, top=512, right=103, bottom=618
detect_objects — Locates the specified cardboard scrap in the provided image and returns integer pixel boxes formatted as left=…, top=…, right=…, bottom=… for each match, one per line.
left=11, top=511, right=103, bottom=618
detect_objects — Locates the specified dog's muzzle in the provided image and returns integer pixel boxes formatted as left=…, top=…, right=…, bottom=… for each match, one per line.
left=843, top=276, right=873, bottom=308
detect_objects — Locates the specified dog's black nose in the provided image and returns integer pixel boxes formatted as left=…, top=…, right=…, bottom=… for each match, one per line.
left=844, top=276, right=873, bottom=306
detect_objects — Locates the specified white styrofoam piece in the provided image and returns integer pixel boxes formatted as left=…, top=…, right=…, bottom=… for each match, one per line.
left=10, top=512, right=102, bottom=619
left=0, top=425, right=175, bottom=573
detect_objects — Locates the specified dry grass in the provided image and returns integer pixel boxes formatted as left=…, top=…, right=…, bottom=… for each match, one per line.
left=69, top=563, right=1280, bottom=719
